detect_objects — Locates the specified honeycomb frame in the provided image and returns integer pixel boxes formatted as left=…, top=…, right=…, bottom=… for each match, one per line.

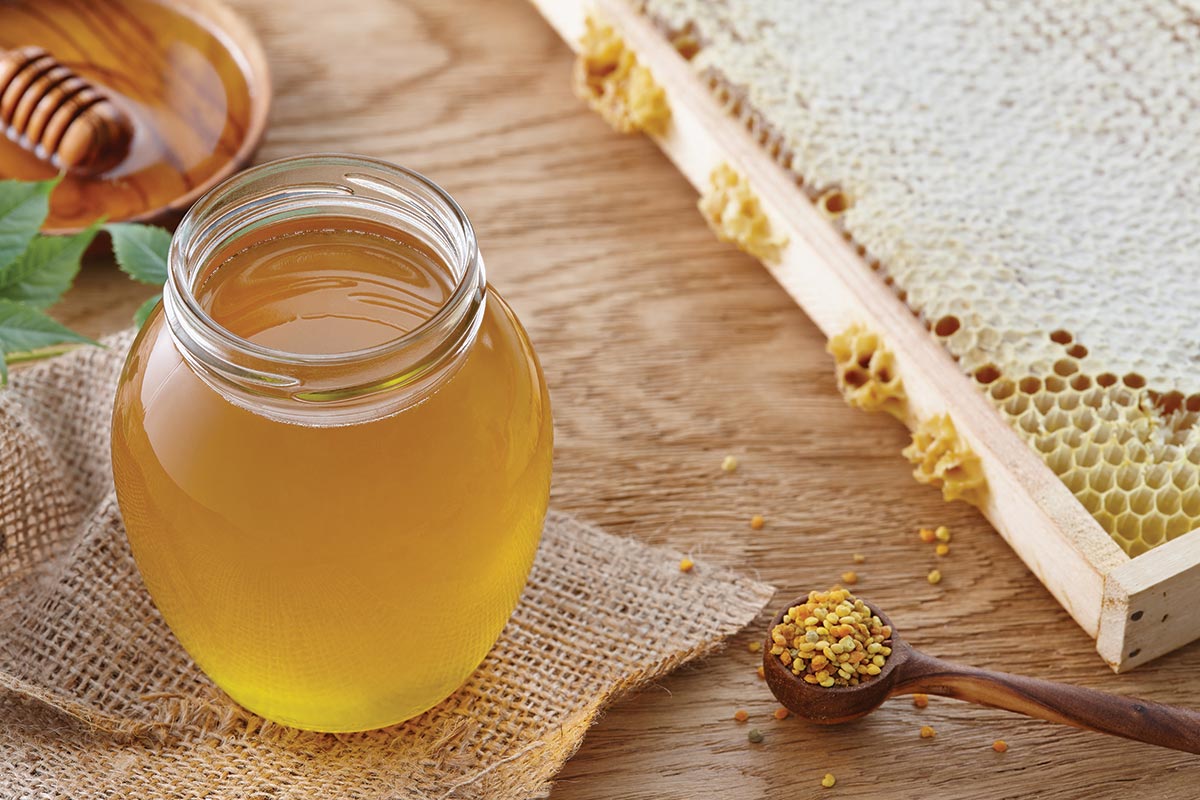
left=529, top=0, right=1200, bottom=668
left=633, top=0, right=1200, bottom=559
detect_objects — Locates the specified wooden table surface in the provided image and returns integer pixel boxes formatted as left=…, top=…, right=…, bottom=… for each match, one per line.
left=53, top=0, right=1200, bottom=797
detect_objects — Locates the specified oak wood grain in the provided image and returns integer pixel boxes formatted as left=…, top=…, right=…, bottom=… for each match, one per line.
left=48, top=0, right=1200, bottom=797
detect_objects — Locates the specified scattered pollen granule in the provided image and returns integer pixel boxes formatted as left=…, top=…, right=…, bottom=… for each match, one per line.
left=748, top=729, right=764, bottom=744
left=679, top=557, right=695, bottom=573
left=927, top=569, right=942, bottom=585
left=935, top=543, right=950, bottom=557
left=841, top=571, right=859, bottom=585
left=721, top=454, right=739, bottom=472
left=770, top=587, right=892, bottom=687
left=912, top=693, right=929, bottom=709
left=920, top=725, right=936, bottom=739
left=992, top=740, right=1008, bottom=753
left=748, top=640, right=763, bottom=653
left=755, top=664, right=765, bottom=679
left=852, top=553, right=866, bottom=564
left=750, top=514, right=765, bottom=530
left=935, top=525, right=952, bottom=543
left=918, top=527, right=936, bottom=543
left=733, top=708, right=749, bottom=723
left=821, top=773, right=837, bottom=789
left=773, top=707, right=790, bottom=720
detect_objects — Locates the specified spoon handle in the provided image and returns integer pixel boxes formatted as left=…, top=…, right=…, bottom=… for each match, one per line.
left=893, top=650, right=1200, bottom=754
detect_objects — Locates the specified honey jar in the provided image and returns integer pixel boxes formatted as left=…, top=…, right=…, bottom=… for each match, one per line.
left=111, top=155, right=553, bottom=732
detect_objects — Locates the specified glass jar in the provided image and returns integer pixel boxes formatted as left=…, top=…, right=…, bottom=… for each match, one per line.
left=111, top=154, right=553, bottom=732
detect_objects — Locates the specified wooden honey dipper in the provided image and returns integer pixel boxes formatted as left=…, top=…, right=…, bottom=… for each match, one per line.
left=1, top=45, right=133, bottom=176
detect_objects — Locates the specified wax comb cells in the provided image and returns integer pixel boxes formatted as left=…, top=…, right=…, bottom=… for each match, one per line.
left=635, top=0, right=1200, bottom=555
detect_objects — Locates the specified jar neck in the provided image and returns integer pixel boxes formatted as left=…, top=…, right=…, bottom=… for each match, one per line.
left=163, top=154, right=487, bottom=426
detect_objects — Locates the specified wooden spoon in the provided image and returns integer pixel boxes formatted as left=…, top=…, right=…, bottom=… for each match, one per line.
left=763, top=595, right=1200, bottom=754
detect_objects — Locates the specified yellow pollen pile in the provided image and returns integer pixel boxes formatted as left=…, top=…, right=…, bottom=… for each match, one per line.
left=903, top=414, right=987, bottom=506
left=698, top=163, right=788, bottom=264
left=574, top=16, right=670, bottom=135
left=770, top=587, right=892, bottom=687
left=827, top=325, right=907, bottom=420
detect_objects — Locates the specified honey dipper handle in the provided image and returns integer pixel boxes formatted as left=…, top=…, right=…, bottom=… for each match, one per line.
left=892, top=650, right=1200, bottom=754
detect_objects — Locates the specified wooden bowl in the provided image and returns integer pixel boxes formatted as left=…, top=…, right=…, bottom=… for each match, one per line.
left=762, top=596, right=904, bottom=724
left=0, top=0, right=270, bottom=234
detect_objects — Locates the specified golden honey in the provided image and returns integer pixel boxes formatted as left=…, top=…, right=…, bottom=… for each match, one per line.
left=111, top=156, right=552, bottom=732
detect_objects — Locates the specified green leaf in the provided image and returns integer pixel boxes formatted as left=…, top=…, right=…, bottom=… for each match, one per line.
left=134, top=292, right=162, bottom=327
left=0, top=223, right=101, bottom=309
left=106, top=222, right=171, bottom=286
left=0, top=298, right=96, bottom=386
left=0, top=177, right=58, bottom=272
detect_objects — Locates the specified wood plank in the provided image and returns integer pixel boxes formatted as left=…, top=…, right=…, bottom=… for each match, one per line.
left=39, top=0, right=1200, bottom=795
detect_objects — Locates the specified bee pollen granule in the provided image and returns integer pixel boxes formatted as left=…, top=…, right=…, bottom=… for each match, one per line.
left=770, top=587, right=893, bottom=687
left=821, top=773, right=836, bottom=788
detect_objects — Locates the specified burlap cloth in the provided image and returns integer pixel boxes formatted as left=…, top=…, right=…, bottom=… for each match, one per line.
left=0, top=331, right=774, bottom=799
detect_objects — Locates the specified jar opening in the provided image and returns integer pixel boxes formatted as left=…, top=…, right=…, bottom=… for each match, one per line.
left=163, top=154, right=487, bottom=425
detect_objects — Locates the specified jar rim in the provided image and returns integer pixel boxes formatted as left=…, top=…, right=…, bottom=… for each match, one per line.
left=166, top=153, right=482, bottom=368
left=161, top=153, right=488, bottom=424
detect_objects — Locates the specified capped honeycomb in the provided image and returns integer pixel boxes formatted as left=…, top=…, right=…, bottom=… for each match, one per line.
left=634, top=0, right=1200, bottom=556
left=698, top=163, right=788, bottom=264
left=574, top=15, right=670, bottom=135
left=902, top=414, right=987, bottom=507
left=827, top=325, right=906, bottom=421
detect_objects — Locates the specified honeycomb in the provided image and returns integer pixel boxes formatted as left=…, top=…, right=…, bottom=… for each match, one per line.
left=634, top=0, right=1200, bottom=555
left=827, top=325, right=906, bottom=421
left=698, top=163, right=787, bottom=264
left=574, top=15, right=670, bottom=135
left=902, top=414, right=987, bottom=507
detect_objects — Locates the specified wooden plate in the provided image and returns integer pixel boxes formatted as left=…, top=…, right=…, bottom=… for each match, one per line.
left=0, top=0, right=270, bottom=234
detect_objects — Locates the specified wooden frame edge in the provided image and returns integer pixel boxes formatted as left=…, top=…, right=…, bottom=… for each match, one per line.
left=1099, top=533, right=1200, bottom=671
